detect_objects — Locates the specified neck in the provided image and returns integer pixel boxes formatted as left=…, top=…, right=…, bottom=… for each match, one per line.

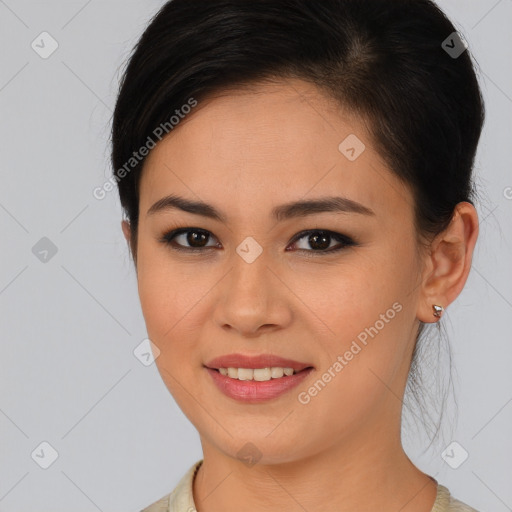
left=193, top=418, right=437, bottom=512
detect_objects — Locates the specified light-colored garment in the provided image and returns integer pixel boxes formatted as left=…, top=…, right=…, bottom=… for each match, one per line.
left=140, top=460, right=479, bottom=512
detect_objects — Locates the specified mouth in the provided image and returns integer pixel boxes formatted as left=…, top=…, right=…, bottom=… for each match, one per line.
left=204, top=353, right=314, bottom=375
left=203, top=354, right=315, bottom=403
left=204, top=365, right=314, bottom=403
left=206, top=366, right=314, bottom=382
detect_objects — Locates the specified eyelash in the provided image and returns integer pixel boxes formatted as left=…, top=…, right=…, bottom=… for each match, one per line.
left=158, top=227, right=357, bottom=257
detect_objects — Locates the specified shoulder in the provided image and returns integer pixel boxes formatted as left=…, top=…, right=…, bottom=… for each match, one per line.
left=139, top=494, right=170, bottom=512
left=433, top=484, right=480, bottom=512
left=139, top=460, right=203, bottom=512
left=139, top=468, right=480, bottom=512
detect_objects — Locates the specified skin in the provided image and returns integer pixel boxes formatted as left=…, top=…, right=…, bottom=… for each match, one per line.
left=122, top=78, right=479, bottom=512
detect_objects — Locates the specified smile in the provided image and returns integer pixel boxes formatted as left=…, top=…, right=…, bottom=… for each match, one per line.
left=216, top=366, right=303, bottom=381
left=205, top=366, right=314, bottom=403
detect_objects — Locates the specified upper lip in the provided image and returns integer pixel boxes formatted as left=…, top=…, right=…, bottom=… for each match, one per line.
left=204, top=353, right=314, bottom=372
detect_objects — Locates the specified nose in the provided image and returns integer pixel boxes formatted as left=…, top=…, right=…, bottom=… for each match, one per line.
left=213, top=251, right=292, bottom=337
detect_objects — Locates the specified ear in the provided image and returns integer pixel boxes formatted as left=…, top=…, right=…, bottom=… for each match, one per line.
left=416, top=202, right=479, bottom=323
left=121, top=219, right=137, bottom=266
left=121, top=219, right=131, bottom=243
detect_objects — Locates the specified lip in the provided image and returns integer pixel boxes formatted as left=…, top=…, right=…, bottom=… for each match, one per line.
left=205, top=366, right=314, bottom=403
left=204, top=353, right=314, bottom=372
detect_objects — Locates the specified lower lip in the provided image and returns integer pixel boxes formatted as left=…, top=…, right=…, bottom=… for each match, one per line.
left=205, top=367, right=314, bottom=403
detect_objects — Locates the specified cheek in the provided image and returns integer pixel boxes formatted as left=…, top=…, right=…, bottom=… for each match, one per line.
left=314, top=260, right=400, bottom=337
left=295, top=302, right=411, bottom=443
left=136, top=245, right=200, bottom=351
left=312, top=250, right=416, bottom=386
left=136, top=258, right=204, bottom=404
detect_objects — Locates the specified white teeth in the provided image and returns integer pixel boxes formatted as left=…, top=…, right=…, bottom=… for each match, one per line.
left=217, top=367, right=298, bottom=381
left=270, top=367, right=284, bottom=378
left=237, top=368, right=253, bottom=381
left=253, top=368, right=271, bottom=381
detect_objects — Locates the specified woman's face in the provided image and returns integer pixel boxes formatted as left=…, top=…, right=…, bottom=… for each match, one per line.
left=128, top=79, right=429, bottom=464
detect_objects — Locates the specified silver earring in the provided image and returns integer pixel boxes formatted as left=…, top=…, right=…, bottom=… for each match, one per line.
left=432, top=304, right=444, bottom=318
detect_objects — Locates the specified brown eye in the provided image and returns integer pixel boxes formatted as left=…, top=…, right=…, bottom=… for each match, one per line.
left=288, top=230, right=355, bottom=255
left=161, top=228, right=219, bottom=251
left=160, top=227, right=356, bottom=256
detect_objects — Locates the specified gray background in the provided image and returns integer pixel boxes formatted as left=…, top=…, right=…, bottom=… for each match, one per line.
left=0, top=1, right=510, bottom=511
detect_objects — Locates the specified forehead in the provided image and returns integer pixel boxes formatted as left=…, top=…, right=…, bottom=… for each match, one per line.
left=139, top=79, right=412, bottom=224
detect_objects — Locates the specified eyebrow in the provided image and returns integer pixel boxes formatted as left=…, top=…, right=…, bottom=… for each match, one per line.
left=146, top=194, right=375, bottom=222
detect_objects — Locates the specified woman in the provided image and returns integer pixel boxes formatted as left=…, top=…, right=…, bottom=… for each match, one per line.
left=111, top=1, right=484, bottom=510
